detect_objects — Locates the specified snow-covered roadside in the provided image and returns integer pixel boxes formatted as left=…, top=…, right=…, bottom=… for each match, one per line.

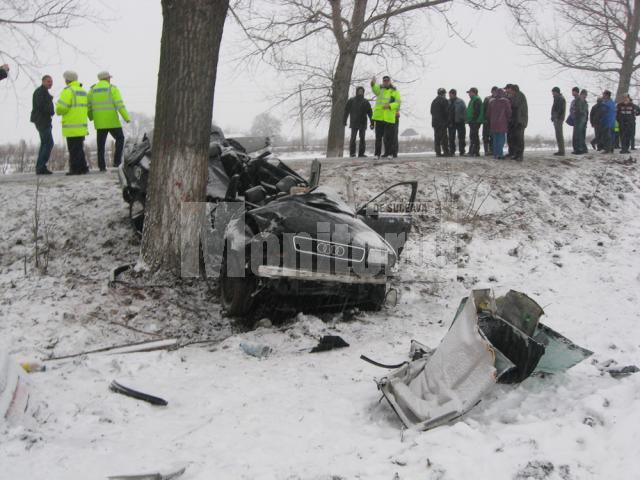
left=1, top=152, right=639, bottom=479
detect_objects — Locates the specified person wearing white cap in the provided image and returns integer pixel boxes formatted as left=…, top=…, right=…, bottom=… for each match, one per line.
left=88, top=70, right=130, bottom=171
left=55, top=70, right=89, bottom=175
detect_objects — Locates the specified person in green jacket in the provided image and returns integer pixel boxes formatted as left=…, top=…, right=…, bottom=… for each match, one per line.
left=466, top=87, right=484, bottom=157
left=88, top=71, right=130, bottom=171
left=371, top=75, right=400, bottom=158
left=56, top=70, right=89, bottom=175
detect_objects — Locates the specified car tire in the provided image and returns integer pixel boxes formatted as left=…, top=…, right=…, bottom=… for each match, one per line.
left=219, top=247, right=256, bottom=317
left=361, top=284, right=386, bottom=311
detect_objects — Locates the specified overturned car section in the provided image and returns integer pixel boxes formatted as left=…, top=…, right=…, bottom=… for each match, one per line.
left=376, top=289, right=592, bottom=431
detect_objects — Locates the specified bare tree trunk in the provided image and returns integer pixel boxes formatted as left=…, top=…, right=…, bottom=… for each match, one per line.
left=140, top=0, right=229, bottom=273
left=616, top=0, right=640, bottom=101
left=326, top=50, right=357, bottom=157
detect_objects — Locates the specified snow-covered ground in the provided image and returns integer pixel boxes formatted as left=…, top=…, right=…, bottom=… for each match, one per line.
left=1, top=151, right=640, bottom=479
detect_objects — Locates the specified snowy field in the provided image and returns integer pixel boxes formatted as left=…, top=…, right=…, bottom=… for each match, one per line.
left=1, top=151, right=640, bottom=479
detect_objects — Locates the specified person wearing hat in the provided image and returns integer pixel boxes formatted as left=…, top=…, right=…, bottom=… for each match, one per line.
left=88, top=70, right=130, bottom=171
left=466, top=87, right=484, bottom=157
left=447, top=89, right=466, bottom=156
left=550, top=87, right=566, bottom=156
left=430, top=88, right=450, bottom=157
left=56, top=70, right=89, bottom=175
left=370, top=75, right=401, bottom=158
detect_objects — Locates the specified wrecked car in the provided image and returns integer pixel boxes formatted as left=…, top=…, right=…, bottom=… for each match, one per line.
left=370, top=289, right=592, bottom=431
left=118, top=126, right=417, bottom=316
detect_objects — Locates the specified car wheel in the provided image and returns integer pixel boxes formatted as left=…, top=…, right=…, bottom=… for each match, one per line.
left=360, top=284, right=387, bottom=311
left=219, top=248, right=256, bottom=317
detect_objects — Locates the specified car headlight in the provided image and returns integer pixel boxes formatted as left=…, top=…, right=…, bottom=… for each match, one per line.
left=368, top=248, right=389, bottom=266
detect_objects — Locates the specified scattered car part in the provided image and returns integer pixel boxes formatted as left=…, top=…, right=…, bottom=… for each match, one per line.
left=0, top=348, right=30, bottom=423
left=310, top=335, right=350, bottom=353
left=239, top=342, right=272, bottom=359
left=107, top=465, right=186, bottom=480
left=375, top=289, right=593, bottom=431
left=109, top=380, right=168, bottom=406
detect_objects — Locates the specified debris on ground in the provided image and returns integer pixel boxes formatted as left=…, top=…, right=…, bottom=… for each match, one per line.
left=310, top=335, right=350, bottom=353
left=239, top=342, right=272, bottom=359
left=1, top=347, right=30, bottom=422
left=109, top=380, right=168, bottom=406
left=374, top=289, right=593, bottom=430
left=107, top=465, right=186, bottom=480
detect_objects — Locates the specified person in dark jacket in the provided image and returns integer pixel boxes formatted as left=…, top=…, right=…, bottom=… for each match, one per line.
left=632, top=102, right=640, bottom=150
left=0, top=63, right=9, bottom=81
left=487, top=88, right=512, bottom=159
left=430, top=88, right=450, bottom=157
left=551, top=87, right=566, bottom=156
left=617, top=94, right=636, bottom=154
left=31, top=75, right=55, bottom=174
left=601, top=90, right=617, bottom=153
left=344, top=86, right=373, bottom=157
left=448, top=89, right=466, bottom=156
left=570, top=87, right=588, bottom=154
left=466, top=87, right=484, bottom=156
left=589, top=97, right=605, bottom=151
left=482, top=87, right=497, bottom=156
left=506, top=84, right=528, bottom=160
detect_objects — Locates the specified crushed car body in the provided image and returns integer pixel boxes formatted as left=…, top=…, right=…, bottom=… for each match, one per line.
left=376, top=289, right=593, bottom=431
left=118, top=126, right=417, bottom=316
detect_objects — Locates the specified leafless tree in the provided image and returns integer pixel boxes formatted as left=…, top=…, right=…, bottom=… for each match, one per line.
left=0, top=0, right=97, bottom=80
left=250, top=111, right=282, bottom=138
left=506, top=0, right=640, bottom=101
left=233, top=0, right=497, bottom=157
left=140, top=0, right=229, bottom=274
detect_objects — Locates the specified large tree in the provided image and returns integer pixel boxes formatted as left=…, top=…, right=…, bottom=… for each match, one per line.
left=140, top=0, right=229, bottom=273
left=234, top=0, right=496, bottom=157
left=506, top=0, right=640, bottom=101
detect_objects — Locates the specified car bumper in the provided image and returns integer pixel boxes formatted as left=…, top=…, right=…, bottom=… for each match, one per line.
left=256, top=265, right=386, bottom=285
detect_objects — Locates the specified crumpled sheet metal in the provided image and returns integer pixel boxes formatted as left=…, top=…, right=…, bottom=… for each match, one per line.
left=378, top=289, right=592, bottom=431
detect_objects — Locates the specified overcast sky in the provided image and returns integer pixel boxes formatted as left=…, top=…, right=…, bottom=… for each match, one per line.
left=0, top=0, right=604, bottom=147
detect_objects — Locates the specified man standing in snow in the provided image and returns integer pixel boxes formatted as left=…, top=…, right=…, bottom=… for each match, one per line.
left=506, top=84, right=528, bottom=161
left=430, top=88, right=450, bottom=157
left=551, top=87, right=566, bottom=156
left=617, top=94, right=636, bottom=154
left=31, top=75, right=55, bottom=174
left=88, top=71, right=130, bottom=171
left=56, top=70, right=89, bottom=175
left=371, top=75, right=400, bottom=158
left=601, top=90, right=617, bottom=153
left=447, top=89, right=466, bottom=156
left=570, top=87, right=588, bottom=155
left=466, top=87, right=484, bottom=157
left=344, top=86, right=373, bottom=157
left=482, top=87, right=497, bottom=156
left=487, top=88, right=511, bottom=159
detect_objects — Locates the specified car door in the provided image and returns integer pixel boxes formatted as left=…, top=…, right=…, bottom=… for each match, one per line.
left=356, top=181, right=417, bottom=255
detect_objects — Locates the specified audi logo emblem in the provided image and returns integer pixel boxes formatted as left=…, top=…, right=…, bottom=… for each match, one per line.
left=316, top=242, right=346, bottom=257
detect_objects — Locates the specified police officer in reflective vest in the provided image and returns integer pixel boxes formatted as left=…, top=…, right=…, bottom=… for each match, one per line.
left=88, top=71, right=130, bottom=171
left=56, top=70, right=89, bottom=175
left=371, top=75, right=401, bottom=158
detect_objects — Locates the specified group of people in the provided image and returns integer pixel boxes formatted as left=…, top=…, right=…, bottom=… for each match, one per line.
left=1, top=64, right=130, bottom=175
left=431, top=84, right=529, bottom=160
left=562, top=87, right=639, bottom=156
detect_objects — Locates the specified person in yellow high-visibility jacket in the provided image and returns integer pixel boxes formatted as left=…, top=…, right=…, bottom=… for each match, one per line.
left=371, top=75, right=401, bottom=158
left=55, top=70, right=89, bottom=175
left=88, top=71, right=130, bottom=171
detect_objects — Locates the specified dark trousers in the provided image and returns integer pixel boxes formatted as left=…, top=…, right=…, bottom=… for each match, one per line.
left=97, top=127, right=125, bottom=169
left=433, top=126, right=449, bottom=156
left=349, top=126, right=366, bottom=157
left=36, top=125, right=54, bottom=172
left=469, top=123, right=481, bottom=155
left=66, top=137, right=88, bottom=173
left=572, top=121, right=587, bottom=153
left=509, top=125, right=525, bottom=158
left=591, top=126, right=601, bottom=150
left=448, top=122, right=466, bottom=155
left=601, top=127, right=613, bottom=152
left=482, top=123, right=491, bottom=155
left=391, top=118, right=399, bottom=157
left=620, top=118, right=634, bottom=152
left=632, top=122, right=636, bottom=149
left=374, top=121, right=395, bottom=157
left=553, top=120, right=565, bottom=154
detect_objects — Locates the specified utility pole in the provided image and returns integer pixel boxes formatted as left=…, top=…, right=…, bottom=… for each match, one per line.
left=298, top=84, right=305, bottom=150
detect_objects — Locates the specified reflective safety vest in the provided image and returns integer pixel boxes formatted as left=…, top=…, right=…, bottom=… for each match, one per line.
left=88, top=80, right=130, bottom=130
left=371, top=83, right=400, bottom=124
left=55, top=81, right=89, bottom=138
